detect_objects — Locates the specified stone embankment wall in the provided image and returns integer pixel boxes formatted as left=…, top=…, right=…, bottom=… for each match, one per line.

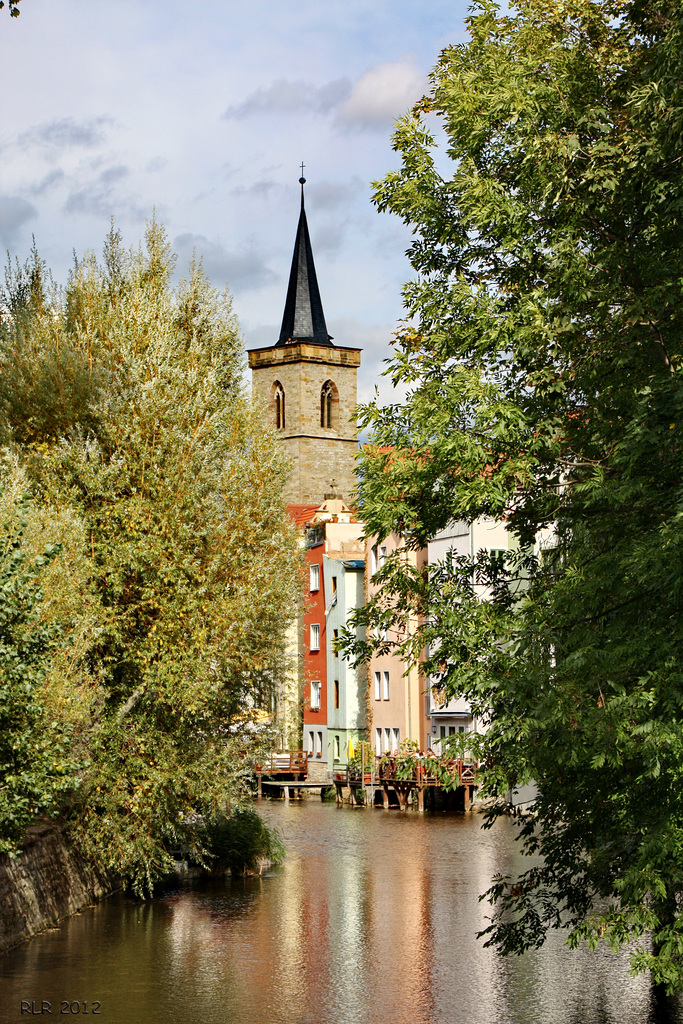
left=306, top=759, right=332, bottom=784
left=0, top=831, right=113, bottom=954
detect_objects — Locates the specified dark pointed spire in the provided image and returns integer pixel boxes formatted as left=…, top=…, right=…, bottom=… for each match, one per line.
left=277, top=171, right=333, bottom=347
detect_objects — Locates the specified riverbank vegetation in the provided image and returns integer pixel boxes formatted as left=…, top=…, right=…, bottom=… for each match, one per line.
left=343, top=0, right=683, bottom=993
left=201, top=806, right=285, bottom=875
left=0, top=223, right=299, bottom=893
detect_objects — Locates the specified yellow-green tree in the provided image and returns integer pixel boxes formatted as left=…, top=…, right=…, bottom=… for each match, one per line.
left=0, top=223, right=300, bottom=890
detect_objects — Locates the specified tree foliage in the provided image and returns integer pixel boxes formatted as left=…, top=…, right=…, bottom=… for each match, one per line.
left=0, top=1, right=21, bottom=17
left=344, top=0, right=683, bottom=991
left=0, top=493, right=81, bottom=854
left=0, top=223, right=300, bottom=891
left=201, top=805, right=285, bottom=875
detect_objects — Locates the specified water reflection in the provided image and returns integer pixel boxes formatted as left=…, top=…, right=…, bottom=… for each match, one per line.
left=1, top=802, right=681, bottom=1024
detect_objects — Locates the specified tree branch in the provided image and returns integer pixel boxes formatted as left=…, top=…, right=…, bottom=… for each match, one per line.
left=116, top=685, right=145, bottom=724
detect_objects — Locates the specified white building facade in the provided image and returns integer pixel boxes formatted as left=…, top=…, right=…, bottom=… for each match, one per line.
left=426, top=517, right=518, bottom=751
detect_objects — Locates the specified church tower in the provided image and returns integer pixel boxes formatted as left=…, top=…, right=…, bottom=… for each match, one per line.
left=248, top=174, right=361, bottom=505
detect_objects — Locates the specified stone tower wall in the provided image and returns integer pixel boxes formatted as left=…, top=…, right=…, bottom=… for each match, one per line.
left=284, top=436, right=359, bottom=505
left=248, top=342, right=361, bottom=505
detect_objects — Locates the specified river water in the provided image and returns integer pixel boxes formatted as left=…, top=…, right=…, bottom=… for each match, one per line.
left=1, top=801, right=681, bottom=1024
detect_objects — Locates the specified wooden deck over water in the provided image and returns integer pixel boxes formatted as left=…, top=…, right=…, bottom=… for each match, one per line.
left=255, top=753, right=478, bottom=812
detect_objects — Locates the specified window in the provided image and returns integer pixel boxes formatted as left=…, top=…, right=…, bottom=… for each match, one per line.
left=333, top=629, right=339, bottom=657
left=311, top=681, right=321, bottom=710
left=489, top=548, right=506, bottom=575
left=384, top=727, right=391, bottom=753
left=334, top=735, right=340, bottom=760
left=305, top=524, right=324, bottom=549
left=273, top=381, right=285, bottom=429
left=320, top=380, right=336, bottom=428
left=383, top=671, right=390, bottom=701
left=392, top=727, right=400, bottom=752
left=310, top=624, right=320, bottom=651
left=334, top=680, right=339, bottom=709
left=371, top=544, right=388, bottom=575
left=449, top=726, right=455, bottom=736
left=308, top=730, right=314, bottom=756
left=331, top=575, right=337, bottom=594
left=309, top=564, right=320, bottom=592
left=374, top=671, right=381, bottom=701
left=375, top=727, right=382, bottom=754
left=316, top=731, right=323, bottom=757
left=458, top=726, right=465, bottom=734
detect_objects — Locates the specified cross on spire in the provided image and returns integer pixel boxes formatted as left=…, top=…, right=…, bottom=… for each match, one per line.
left=299, top=162, right=306, bottom=208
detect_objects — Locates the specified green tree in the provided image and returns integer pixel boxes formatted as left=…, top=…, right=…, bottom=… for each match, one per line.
left=0, top=223, right=300, bottom=891
left=345, top=0, right=683, bottom=992
left=0, top=491, right=80, bottom=853
left=0, top=1, right=21, bottom=16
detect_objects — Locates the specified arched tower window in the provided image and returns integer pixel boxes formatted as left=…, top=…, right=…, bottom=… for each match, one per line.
left=320, top=379, right=338, bottom=429
left=271, top=381, right=285, bottom=430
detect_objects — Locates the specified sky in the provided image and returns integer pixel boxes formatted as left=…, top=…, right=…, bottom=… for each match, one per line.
left=0, top=0, right=473, bottom=406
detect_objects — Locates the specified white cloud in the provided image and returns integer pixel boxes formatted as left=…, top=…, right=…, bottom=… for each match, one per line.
left=29, top=169, right=65, bottom=196
left=220, top=62, right=424, bottom=133
left=0, top=196, right=38, bottom=246
left=337, top=60, right=426, bottom=129
left=17, top=116, right=114, bottom=152
left=223, top=78, right=350, bottom=120
left=230, top=179, right=281, bottom=200
left=0, top=0, right=467, bottom=409
left=305, top=178, right=364, bottom=210
left=64, top=165, right=143, bottom=221
left=173, top=233, right=278, bottom=293
left=145, top=157, right=167, bottom=173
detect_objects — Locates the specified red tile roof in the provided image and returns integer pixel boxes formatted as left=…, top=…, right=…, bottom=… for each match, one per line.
left=286, top=503, right=321, bottom=529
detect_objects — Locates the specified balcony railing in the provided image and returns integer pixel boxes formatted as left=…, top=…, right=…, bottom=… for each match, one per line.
left=254, top=750, right=308, bottom=777
left=342, top=756, right=477, bottom=788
